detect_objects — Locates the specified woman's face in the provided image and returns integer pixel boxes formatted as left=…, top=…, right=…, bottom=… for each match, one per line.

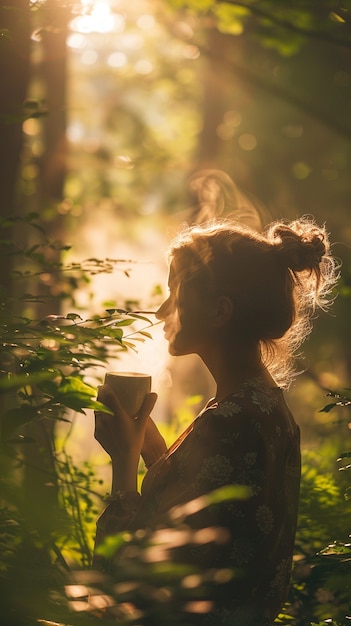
left=156, top=259, right=211, bottom=357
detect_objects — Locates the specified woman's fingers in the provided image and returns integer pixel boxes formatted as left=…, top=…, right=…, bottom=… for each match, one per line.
left=94, top=387, right=158, bottom=460
left=97, top=385, right=157, bottom=422
left=138, top=392, right=158, bottom=424
left=97, top=384, right=127, bottom=414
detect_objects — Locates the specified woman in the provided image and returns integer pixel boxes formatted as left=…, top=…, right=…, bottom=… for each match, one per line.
left=93, top=218, right=337, bottom=625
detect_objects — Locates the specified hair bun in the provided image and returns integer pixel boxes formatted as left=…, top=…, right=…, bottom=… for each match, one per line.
left=273, top=224, right=326, bottom=272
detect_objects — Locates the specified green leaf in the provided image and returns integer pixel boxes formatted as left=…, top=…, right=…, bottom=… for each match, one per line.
left=66, top=313, right=83, bottom=321
left=128, top=312, right=152, bottom=324
left=105, top=308, right=127, bottom=315
left=138, top=330, right=152, bottom=339
left=113, top=318, right=135, bottom=327
left=93, top=400, right=113, bottom=414
left=99, top=327, right=123, bottom=341
left=206, top=484, right=252, bottom=505
left=337, top=451, right=351, bottom=460
left=48, top=376, right=114, bottom=414
left=0, top=370, right=57, bottom=391
left=95, top=531, right=132, bottom=559
left=319, top=402, right=338, bottom=413
left=58, top=376, right=96, bottom=398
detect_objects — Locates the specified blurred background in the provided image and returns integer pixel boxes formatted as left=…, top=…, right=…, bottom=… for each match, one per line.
left=2, top=0, right=351, bottom=467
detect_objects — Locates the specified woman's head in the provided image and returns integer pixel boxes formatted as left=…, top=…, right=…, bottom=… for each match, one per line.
left=164, top=217, right=338, bottom=387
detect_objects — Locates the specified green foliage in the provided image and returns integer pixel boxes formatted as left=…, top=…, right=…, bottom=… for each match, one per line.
left=55, top=451, right=105, bottom=568
left=0, top=213, right=155, bottom=440
left=214, top=3, right=249, bottom=36
left=282, top=392, right=351, bottom=626
left=0, top=213, right=155, bottom=625
left=167, top=0, right=351, bottom=55
left=69, top=485, right=250, bottom=626
left=320, top=389, right=351, bottom=417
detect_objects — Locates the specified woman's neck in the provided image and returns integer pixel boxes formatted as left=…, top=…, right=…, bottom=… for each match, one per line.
left=200, top=340, right=277, bottom=403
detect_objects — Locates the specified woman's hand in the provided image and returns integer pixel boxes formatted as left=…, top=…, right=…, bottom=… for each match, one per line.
left=94, top=384, right=157, bottom=492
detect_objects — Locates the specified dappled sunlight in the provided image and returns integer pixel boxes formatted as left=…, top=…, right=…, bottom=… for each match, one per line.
left=2, top=3, right=351, bottom=626
left=70, top=1, right=118, bottom=35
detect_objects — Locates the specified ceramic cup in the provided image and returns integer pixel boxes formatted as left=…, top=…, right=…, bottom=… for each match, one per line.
left=104, top=371, right=152, bottom=417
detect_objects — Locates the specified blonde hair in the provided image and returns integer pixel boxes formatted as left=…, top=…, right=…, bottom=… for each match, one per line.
left=169, top=217, right=339, bottom=388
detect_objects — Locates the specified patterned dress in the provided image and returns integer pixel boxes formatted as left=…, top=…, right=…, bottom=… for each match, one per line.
left=95, top=378, right=301, bottom=625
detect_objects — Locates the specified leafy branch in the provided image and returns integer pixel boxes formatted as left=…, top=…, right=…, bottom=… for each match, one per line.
left=0, top=307, right=156, bottom=440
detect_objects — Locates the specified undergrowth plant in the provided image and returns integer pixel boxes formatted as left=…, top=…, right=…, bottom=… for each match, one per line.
left=282, top=390, right=351, bottom=626
left=0, top=213, right=155, bottom=624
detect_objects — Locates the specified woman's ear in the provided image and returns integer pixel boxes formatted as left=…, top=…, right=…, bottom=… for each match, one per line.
left=212, top=295, right=233, bottom=328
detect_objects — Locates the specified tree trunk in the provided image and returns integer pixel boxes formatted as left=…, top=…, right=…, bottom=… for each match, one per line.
left=39, top=0, right=69, bottom=203
left=21, top=1, right=71, bottom=526
left=0, top=0, right=31, bottom=291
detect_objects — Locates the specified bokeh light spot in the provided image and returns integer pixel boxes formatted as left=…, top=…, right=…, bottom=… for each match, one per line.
left=107, top=51, right=127, bottom=68
left=120, top=33, right=143, bottom=50
left=181, top=575, right=202, bottom=589
left=217, top=123, right=235, bottom=141
left=292, top=161, right=311, bottom=179
left=114, top=155, right=134, bottom=169
left=22, top=164, right=39, bottom=181
left=137, top=14, right=156, bottom=30
left=67, top=33, right=87, bottom=49
left=23, top=118, right=40, bottom=136
left=70, top=15, right=93, bottom=34
left=31, top=29, right=42, bottom=42
left=135, top=59, right=153, bottom=75
left=66, top=122, right=85, bottom=143
left=80, top=49, right=98, bottom=65
left=223, top=109, right=242, bottom=127
left=183, top=44, right=200, bottom=60
left=31, top=140, right=44, bottom=157
left=184, top=600, right=213, bottom=614
left=238, top=133, right=257, bottom=151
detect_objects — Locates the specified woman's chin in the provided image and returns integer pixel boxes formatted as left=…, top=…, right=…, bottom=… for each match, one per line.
left=167, top=340, right=183, bottom=357
left=167, top=343, right=178, bottom=356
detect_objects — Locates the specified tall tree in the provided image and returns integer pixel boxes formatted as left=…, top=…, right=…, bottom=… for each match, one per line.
left=0, top=0, right=31, bottom=291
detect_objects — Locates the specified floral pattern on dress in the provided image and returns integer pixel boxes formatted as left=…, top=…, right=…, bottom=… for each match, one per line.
left=194, top=453, right=233, bottom=488
left=250, top=381, right=279, bottom=414
left=95, top=377, right=301, bottom=626
left=212, top=400, right=242, bottom=417
left=269, top=557, right=292, bottom=598
left=256, top=504, right=274, bottom=534
left=244, top=451, right=257, bottom=466
left=230, top=536, right=256, bottom=566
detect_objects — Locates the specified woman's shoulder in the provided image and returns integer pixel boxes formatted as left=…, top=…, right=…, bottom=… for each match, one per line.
left=197, top=378, right=293, bottom=441
left=208, top=378, right=283, bottom=417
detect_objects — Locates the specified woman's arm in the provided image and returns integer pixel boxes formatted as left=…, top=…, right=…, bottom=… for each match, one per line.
left=94, top=384, right=158, bottom=493
left=141, top=416, right=167, bottom=469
